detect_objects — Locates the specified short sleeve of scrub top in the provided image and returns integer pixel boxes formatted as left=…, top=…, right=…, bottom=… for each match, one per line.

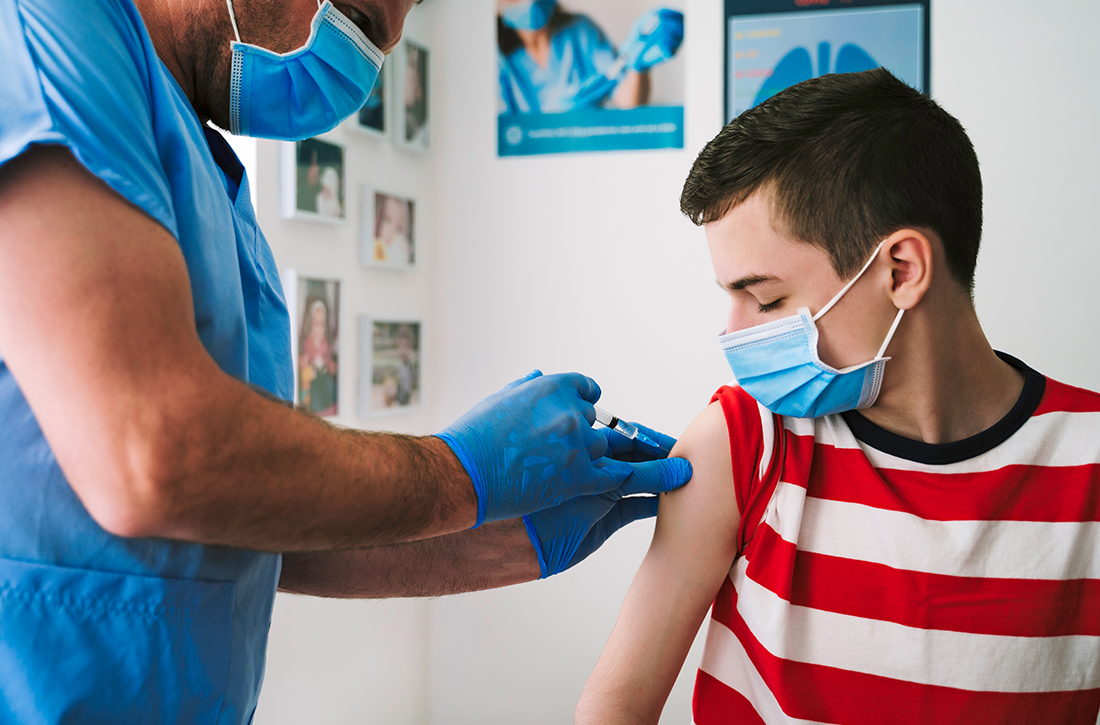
left=499, top=14, right=618, bottom=115
left=0, top=1, right=292, bottom=723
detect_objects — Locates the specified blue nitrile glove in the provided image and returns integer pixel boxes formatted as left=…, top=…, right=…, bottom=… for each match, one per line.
left=523, top=421, right=692, bottom=578
left=568, top=73, right=619, bottom=111
left=436, top=370, right=635, bottom=527
left=620, top=8, right=684, bottom=73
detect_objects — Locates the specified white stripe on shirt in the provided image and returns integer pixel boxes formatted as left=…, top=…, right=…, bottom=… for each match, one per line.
left=765, top=484, right=1100, bottom=580
left=732, top=558, right=1100, bottom=692
left=782, top=410, right=1100, bottom=474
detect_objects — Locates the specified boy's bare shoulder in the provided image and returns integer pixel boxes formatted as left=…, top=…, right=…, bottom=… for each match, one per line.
left=671, top=400, right=730, bottom=462
left=663, top=401, right=735, bottom=508
left=654, top=400, right=740, bottom=576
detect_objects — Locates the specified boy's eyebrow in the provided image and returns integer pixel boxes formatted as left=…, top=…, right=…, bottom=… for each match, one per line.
left=718, top=274, right=781, bottom=292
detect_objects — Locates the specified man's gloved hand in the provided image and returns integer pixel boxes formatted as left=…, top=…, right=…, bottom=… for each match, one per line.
left=524, top=421, right=692, bottom=578
left=620, top=8, right=684, bottom=73
left=436, top=370, right=634, bottom=527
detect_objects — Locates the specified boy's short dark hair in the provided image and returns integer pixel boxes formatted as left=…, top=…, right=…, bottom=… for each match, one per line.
left=681, top=69, right=982, bottom=293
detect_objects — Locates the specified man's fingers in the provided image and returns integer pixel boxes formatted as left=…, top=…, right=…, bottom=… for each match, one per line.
left=500, top=369, right=543, bottom=391
left=614, top=457, right=693, bottom=496
left=588, top=458, right=634, bottom=494
left=613, top=495, right=660, bottom=528
left=586, top=423, right=610, bottom=460
left=585, top=495, right=660, bottom=549
left=550, top=372, right=602, bottom=404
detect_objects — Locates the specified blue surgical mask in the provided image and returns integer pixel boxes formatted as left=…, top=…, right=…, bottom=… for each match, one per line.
left=227, top=0, right=384, bottom=140
left=717, top=241, right=905, bottom=419
left=501, top=0, right=557, bottom=31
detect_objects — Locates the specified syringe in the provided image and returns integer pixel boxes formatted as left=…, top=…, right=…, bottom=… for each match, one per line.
left=593, top=406, right=667, bottom=452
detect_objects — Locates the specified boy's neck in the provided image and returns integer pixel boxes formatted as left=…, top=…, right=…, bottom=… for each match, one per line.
left=858, top=296, right=1025, bottom=445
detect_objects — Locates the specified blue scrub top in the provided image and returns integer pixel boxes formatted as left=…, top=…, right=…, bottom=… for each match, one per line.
left=499, top=14, right=617, bottom=115
left=0, top=0, right=293, bottom=722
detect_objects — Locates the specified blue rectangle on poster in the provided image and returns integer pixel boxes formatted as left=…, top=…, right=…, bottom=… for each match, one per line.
left=724, top=0, right=930, bottom=123
left=498, top=106, right=685, bottom=157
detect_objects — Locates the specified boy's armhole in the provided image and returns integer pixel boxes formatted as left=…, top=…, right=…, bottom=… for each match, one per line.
left=710, top=385, right=783, bottom=555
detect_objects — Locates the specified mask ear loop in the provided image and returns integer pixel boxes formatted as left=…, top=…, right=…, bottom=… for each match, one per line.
left=876, top=308, right=905, bottom=359
left=228, top=0, right=327, bottom=44
left=226, top=0, right=242, bottom=42
left=812, top=240, right=888, bottom=322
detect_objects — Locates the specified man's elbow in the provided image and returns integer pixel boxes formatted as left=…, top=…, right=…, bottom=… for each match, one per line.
left=85, top=488, right=166, bottom=540
left=77, top=410, right=212, bottom=541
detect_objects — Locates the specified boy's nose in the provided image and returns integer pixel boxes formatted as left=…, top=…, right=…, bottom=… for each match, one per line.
left=726, top=306, right=754, bottom=335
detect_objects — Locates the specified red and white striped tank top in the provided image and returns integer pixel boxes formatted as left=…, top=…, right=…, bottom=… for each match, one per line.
left=694, top=354, right=1100, bottom=724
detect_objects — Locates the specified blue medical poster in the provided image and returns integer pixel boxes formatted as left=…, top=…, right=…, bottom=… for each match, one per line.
left=497, top=1, right=685, bottom=157
left=725, top=0, right=930, bottom=122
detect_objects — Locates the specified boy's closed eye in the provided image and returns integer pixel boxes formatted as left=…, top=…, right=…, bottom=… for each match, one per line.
left=756, top=297, right=784, bottom=314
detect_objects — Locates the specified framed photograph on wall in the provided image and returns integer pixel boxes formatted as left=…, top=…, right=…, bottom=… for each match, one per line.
left=397, top=40, right=430, bottom=152
left=359, top=317, right=422, bottom=417
left=280, top=137, right=346, bottom=222
left=360, top=188, right=416, bottom=269
left=352, top=60, right=391, bottom=139
left=284, top=271, right=341, bottom=418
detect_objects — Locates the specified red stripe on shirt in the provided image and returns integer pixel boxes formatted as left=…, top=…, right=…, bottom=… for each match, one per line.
left=1035, top=378, right=1100, bottom=415
left=712, top=386, right=788, bottom=556
left=709, top=580, right=1100, bottom=724
left=693, top=670, right=767, bottom=725
left=777, top=427, right=816, bottom=488
left=713, top=386, right=764, bottom=518
left=788, top=549, right=1100, bottom=638
left=742, top=520, right=799, bottom=602
left=740, top=522, right=1100, bottom=636
left=806, top=445, right=1100, bottom=522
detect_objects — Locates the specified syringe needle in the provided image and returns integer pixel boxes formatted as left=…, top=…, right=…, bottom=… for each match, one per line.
left=593, top=406, right=668, bottom=452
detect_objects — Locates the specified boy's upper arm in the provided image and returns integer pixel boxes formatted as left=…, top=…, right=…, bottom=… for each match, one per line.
left=653, top=400, right=742, bottom=585
left=577, top=400, right=746, bottom=724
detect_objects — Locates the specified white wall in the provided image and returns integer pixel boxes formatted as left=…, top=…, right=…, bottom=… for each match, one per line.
left=936, top=2, right=1100, bottom=384
left=250, top=0, right=1100, bottom=723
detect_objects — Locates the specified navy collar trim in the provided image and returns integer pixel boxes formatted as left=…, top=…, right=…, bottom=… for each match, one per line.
left=839, top=352, right=1046, bottom=465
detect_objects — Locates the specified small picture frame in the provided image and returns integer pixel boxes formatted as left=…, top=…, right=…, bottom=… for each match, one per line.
left=352, top=60, right=391, bottom=139
left=360, top=317, right=422, bottom=417
left=397, top=40, right=430, bottom=152
left=284, top=270, right=342, bottom=418
left=360, top=188, right=416, bottom=269
left=281, top=137, right=346, bottom=222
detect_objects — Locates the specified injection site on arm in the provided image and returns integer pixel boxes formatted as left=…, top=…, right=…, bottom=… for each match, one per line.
left=577, top=401, right=743, bottom=724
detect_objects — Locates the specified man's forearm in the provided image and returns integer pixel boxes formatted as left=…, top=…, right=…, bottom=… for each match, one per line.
left=139, top=376, right=478, bottom=552
left=277, top=519, right=541, bottom=598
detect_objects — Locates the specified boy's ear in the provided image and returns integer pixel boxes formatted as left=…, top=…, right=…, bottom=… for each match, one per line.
left=883, top=229, right=933, bottom=310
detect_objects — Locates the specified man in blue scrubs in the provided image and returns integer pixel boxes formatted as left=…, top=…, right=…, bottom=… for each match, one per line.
left=0, top=1, right=692, bottom=722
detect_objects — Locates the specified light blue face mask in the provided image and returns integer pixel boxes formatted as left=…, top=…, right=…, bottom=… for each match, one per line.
left=227, top=0, right=384, bottom=140
left=717, top=241, right=905, bottom=419
left=501, top=0, right=558, bottom=31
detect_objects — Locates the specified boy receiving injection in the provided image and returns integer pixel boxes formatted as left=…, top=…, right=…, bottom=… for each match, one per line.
left=577, top=69, right=1100, bottom=724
